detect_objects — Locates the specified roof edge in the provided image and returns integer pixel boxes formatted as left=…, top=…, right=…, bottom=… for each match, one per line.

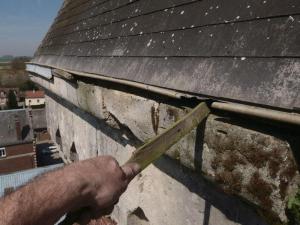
left=27, top=63, right=300, bottom=126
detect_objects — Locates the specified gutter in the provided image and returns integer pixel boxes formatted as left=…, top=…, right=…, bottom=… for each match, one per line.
left=26, top=63, right=300, bottom=126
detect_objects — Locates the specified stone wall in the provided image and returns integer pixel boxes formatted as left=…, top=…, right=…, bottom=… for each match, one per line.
left=31, top=75, right=300, bottom=224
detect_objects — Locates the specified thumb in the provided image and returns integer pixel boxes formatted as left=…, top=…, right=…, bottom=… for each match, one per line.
left=121, top=163, right=141, bottom=182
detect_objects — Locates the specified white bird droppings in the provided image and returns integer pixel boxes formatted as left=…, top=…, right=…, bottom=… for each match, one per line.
left=288, top=16, right=295, bottom=22
left=146, top=39, right=153, bottom=47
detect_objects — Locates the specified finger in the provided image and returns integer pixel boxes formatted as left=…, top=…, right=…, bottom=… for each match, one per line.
left=121, top=163, right=141, bottom=182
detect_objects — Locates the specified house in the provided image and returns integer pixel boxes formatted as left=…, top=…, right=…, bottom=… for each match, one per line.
left=0, top=88, right=20, bottom=109
left=26, top=0, right=300, bottom=224
left=0, top=109, right=36, bottom=174
left=25, top=90, right=45, bottom=107
left=0, top=90, right=7, bottom=109
left=30, top=108, right=51, bottom=142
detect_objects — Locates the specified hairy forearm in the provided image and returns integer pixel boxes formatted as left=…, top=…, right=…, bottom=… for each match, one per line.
left=0, top=166, right=87, bottom=225
left=0, top=156, right=139, bottom=225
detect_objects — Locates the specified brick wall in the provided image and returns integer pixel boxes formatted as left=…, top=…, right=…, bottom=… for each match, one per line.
left=0, top=155, right=35, bottom=174
left=5, top=143, right=34, bottom=157
left=0, top=143, right=35, bottom=174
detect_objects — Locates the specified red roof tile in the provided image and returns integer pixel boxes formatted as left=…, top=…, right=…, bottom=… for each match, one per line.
left=25, top=90, right=44, bottom=99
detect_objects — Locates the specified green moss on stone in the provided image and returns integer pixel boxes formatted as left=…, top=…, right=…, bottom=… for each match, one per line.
left=287, top=189, right=300, bottom=225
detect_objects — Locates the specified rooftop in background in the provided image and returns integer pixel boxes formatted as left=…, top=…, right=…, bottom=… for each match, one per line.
left=0, top=109, right=33, bottom=146
left=25, top=90, right=45, bottom=99
left=31, top=108, right=47, bottom=130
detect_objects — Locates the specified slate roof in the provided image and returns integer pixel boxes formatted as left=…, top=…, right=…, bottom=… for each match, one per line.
left=31, top=0, right=300, bottom=111
left=31, top=108, right=47, bottom=130
left=0, top=109, right=33, bottom=147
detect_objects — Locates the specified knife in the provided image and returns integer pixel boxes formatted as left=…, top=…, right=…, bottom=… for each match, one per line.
left=124, top=102, right=210, bottom=170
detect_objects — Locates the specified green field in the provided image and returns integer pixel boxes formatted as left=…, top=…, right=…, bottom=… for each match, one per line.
left=0, top=69, right=29, bottom=87
left=0, top=62, right=11, bottom=70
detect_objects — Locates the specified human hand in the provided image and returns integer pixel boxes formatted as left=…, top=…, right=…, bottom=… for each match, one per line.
left=64, top=156, right=140, bottom=217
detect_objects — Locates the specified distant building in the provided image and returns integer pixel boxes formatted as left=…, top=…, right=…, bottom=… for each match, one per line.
left=30, top=108, right=51, bottom=142
left=0, top=88, right=21, bottom=109
left=0, top=90, right=7, bottom=109
left=25, top=90, right=45, bottom=107
left=0, top=109, right=36, bottom=174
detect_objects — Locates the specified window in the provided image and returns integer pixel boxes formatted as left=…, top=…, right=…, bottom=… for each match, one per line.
left=70, top=142, right=78, bottom=162
left=0, top=147, right=6, bottom=158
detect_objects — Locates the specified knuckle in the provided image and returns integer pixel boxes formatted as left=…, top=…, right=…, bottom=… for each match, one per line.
left=107, top=157, right=120, bottom=171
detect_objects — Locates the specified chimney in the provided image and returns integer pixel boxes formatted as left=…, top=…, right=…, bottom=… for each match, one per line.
left=15, top=115, right=21, bottom=140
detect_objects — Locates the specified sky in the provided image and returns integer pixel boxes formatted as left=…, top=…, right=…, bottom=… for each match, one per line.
left=0, top=0, right=62, bottom=57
